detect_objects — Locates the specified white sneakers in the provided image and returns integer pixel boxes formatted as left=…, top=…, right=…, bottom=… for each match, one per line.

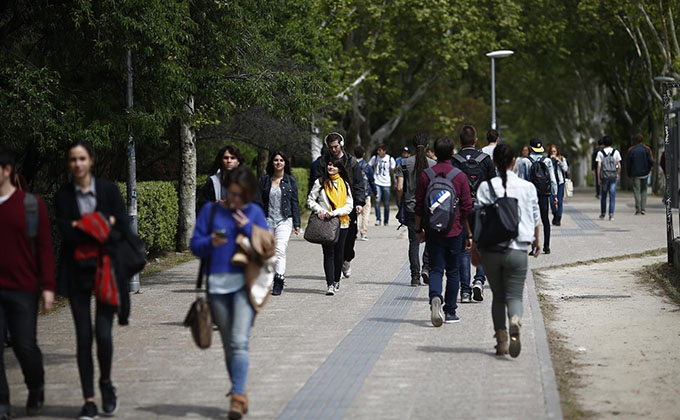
left=326, top=285, right=335, bottom=296
left=342, top=261, right=352, bottom=278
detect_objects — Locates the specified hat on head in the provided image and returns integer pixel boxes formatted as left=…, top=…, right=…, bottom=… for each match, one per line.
left=402, top=146, right=410, bottom=153
left=530, top=138, right=544, bottom=153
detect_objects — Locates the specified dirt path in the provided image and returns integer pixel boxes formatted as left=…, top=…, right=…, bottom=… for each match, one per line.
left=537, top=255, right=680, bottom=419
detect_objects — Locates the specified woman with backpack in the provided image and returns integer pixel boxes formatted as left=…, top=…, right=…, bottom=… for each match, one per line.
left=256, top=151, right=301, bottom=296
left=54, top=140, right=127, bottom=419
left=471, top=143, right=541, bottom=358
left=198, top=145, right=244, bottom=210
left=190, top=166, right=268, bottom=419
left=307, top=159, right=353, bottom=296
left=548, top=144, right=569, bottom=226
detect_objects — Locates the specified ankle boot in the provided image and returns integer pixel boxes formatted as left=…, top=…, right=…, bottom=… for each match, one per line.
left=229, top=393, right=248, bottom=419
left=494, top=329, right=509, bottom=355
left=509, top=315, right=522, bottom=358
left=272, top=274, right=284, bottom=296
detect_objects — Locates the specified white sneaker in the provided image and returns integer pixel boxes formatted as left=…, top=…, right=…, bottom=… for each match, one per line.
left=360, top=236, right=369, bottom=241
left=333, top=281, right=340, bottom=292
left=342, top=261, right=351, bottom=278
left=326, top=285, right=335, bottom=296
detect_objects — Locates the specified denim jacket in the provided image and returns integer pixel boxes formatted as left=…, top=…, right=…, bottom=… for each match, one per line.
left=256, top=173, right=301, bottom=228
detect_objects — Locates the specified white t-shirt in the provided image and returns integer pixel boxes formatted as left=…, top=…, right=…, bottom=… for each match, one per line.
left=369, top=154, right=396, bottom=187
left=481, top=144, right=496, bottom=157
left=596, top=147, right=622, bottom=164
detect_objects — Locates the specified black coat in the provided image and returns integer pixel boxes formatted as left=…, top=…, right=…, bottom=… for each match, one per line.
left=54, top=178, right=130, bottom=324
left=626, top=144, right=654, bottom=178
left=256, top=173, right=302, bottom=228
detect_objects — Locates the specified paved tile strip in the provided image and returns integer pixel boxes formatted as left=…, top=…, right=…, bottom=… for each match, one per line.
left=564, top=206, right=601, bottom=230
left=278, top=261, right=419, bottom=420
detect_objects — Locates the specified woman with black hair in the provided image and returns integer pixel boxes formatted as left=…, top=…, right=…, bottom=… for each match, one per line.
left=54, top=140, right=127, bottom=419
left=256, top=151, right=301, bottom=296
left=307, top=159, right=353, bottom=295
left=198, top=145, right=244, bottom=209
left=472, top=143, right=540, bottom=358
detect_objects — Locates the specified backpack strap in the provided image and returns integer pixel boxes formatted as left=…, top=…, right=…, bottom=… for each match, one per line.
left=474, top=153, right=489, bottom=163
left=452, top=154, right=466, bottom=164
left=424, top=167, right=435, bottom=181
left=24, top=193, right=39, bottom=257
left=445, top=167, right=461, bottom=182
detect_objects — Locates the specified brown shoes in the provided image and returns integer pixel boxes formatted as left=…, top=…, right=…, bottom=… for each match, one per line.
left=229, top=393, right=248, bottom=419
left=494, top=329, right=509, bottom=355
left=509, top=315, right=522, bottom=358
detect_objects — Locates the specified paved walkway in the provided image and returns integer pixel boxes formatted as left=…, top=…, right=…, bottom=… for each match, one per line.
left=5, top=190, right=666, bottom=419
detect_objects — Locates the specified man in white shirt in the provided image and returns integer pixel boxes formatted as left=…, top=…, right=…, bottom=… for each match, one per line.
left=369, top=144, right=396, bottom=226
left=481, top=129, right=499, bottom=158
left=596, top=135, right=622, bottom=220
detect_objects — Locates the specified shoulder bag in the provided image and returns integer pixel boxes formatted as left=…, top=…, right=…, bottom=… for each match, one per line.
left=304, top=213, right=340, bottom=245
left=473, top=180, right=520, bottom=249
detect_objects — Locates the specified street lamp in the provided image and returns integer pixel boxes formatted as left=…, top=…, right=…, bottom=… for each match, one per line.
left=486, top=49, right=514, bottom=130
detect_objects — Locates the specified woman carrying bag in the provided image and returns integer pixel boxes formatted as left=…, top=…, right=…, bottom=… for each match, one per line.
left=54, top=140, right=128, bottom=419
left=190, top=166, right=268, bottom=419
left=471, top=144, right=540, bottom=358
left=548, top=144, right=569, bottom=226
left=256, top=151, right=301, bottom=296
left=307, top=159, right=353, bottom=296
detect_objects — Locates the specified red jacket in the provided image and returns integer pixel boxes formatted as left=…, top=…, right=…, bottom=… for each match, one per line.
left=415, top=161, right=472, bottom=238
left=0, top=189, right=55, bottom=292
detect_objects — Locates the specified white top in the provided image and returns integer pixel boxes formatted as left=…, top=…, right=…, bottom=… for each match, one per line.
left=368, top=155, right=396, bottom=187
left=0, top=190, right=13, bottom=205
left=307, top=178, right=354, bottom=228
left=475, top=171, right=541, bottom=251
left=481, top=144, right=496, bottom=158
left=596, top=147, right=622, bottom=163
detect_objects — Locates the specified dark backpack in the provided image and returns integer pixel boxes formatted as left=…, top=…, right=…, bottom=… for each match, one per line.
left=358, top=160, right=371, bottom=198
left=24, top=193, right=39, bottom=256
left=423, top=167, right=461, bottom=234
left=528, top=156, right=552, bottom=195
left=600, top=149, right=618, bottom=180
left=453, top=153, right=489, bottom=199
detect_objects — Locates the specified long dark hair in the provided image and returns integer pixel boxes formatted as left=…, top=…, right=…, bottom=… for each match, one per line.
left=322, top=158, right=351, bottom=190
left=266, top=151, right=291, bottom=176
left=493, top=143, right=514, bottom=190
left=210, top=145, right=244, bottom=175
left=412, top=132, right=429, bottom=179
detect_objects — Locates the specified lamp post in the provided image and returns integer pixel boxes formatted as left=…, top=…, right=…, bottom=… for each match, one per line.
left=486, top=50, right=514, bottom=130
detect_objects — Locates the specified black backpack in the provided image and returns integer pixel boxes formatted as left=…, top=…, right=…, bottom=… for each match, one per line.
left=528, top=156, right=552, bottom=195
left=423, top=167, right=461, bottom=234
left=452, top=153, right=489, bottom=199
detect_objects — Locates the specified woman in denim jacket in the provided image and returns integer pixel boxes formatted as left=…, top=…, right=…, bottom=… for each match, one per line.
left=256, top=151, right=301, bottom=296
left=547, top=144, right=569, bottom=226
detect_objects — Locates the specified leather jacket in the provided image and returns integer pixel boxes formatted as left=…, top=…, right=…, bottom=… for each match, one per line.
left=256, top=173, right=301, bottom=228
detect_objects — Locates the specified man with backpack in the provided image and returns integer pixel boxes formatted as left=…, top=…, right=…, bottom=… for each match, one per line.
left=355, top=146, right=377, bottom=240
left=452, top=125, right=495, bottom=303
left=517, top=138, right=558, bottom=254
left=415, top=136, right=472, bottom=327
left=597, top=135, right=622, bottom=220
left=0, top=149, right=54, bottom=418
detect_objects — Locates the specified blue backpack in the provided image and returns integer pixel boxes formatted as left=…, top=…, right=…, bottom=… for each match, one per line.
left=423, top=167, right=461, bottom=233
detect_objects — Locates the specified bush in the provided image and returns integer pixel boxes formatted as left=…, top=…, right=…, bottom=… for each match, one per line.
left=117, top=181, right=178, bottom=256
left=291, top=167, right=310, bottom=208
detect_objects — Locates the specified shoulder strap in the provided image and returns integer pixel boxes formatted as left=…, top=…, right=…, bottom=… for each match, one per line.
left=474, top=153, right=488, bottom=163
left=486, top=179, right=497, bottom=201
left=196, top=202, right=219, bottom=291
left=452, top=154, right=466, bottom=164
left=424, top=167, right=435, bottom=181
left=445, top=168, right=461, bottom=182
left=24, top=193, right=39, bottom=256
left=527, top=156, right=535, bottom=164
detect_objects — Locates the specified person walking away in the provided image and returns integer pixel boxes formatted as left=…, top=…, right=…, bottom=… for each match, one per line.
left=0, top=149, right=54, bottom=419
left=394, top=147, right=411, bottom=210
left=54, top=140, right=129, bottom=419
left=481, top=129, right=500, bottom=158
left=355, top=146, right=377, bottom=241
left=548, top=144, right=569, bottom=226
left=472, top=144, right=541, bottom=357
left=626, top=134, right=654, bottom=215
left=396, top=134, right=436, bottom=286
left=452, top=125, right=495, bottom=303
left=596, top=135, right=622, bottom=221
left=198, top=145, right=244, bottom=209
left=415, top=136, right=472, bottom=326
left=513, top=145, right=530, bottom=174
left=516, top=138, right=558, bottom=254
left=592, top=138, right=604, bottom=198
left=308, top=159, right=354, bottom=295
left=256, top=152, right=301, bottom=296
left=191, top=166, right=267, bottom=419
left=312, top=133, right=365, bottom=279
left=368, top=144, right=396, bottom=226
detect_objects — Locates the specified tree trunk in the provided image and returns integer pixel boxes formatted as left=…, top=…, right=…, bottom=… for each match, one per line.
left=177, top=95, right=197, bottom=251
left=257, top=148, right=269, bottom=178
left=310, top=115, right=323, bottom=160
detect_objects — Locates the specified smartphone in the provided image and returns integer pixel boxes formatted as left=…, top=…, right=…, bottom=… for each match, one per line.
left=214, top=229, right=227, bottom=238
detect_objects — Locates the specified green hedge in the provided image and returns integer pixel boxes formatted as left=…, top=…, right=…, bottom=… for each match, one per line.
left=117, top=181, right=178, bottom=256
left=291, top=167, right=309, bottom=208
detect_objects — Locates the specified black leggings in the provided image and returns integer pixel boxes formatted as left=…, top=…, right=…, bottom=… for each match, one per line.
left=69, top=277, right=116, bottom=399
left=322, top=228, right=349, bottom=286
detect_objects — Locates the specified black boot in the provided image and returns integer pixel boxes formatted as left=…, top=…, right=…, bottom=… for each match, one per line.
left=552, top=215, right=561, bottom=226
left=272, top=274, right=284, bottom=296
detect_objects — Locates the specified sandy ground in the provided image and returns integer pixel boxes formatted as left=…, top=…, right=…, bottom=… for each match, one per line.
left=538, top=255, right=680, bottom=420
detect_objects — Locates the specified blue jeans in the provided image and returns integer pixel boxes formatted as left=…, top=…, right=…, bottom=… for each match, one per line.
left=551, top=183, right=565, bottom=217
left=426, top=233, right=462, bottom=315
left=209, top=287, right=255, bottom=395
left=600, top=178, right=617, bottom=215
left=375, top=185, right=391, bottom=224
left=458, top=246, right=486, bottom=295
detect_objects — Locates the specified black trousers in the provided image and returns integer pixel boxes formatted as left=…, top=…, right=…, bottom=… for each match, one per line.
left=69, top=274, right=116, bottom=399
left=322, top=228, right=349, bottom=286
left=405, top=212, right=429, bottom=282
left=538, top=195, right=551, bottom=250
left=343, top=210, right=358, bottom=262
left=0, top=290, right=44, bottom=405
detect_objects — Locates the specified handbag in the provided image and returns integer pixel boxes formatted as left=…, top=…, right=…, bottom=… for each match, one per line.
left=183, top=203, right=217, bottom=349
left=304, top=213, right=340, bottom=245
left=473, top=180, right=520, bottom=249
left=565, top=178, right=574, bottom=198
left=116, top=229, right=147, bottom=279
